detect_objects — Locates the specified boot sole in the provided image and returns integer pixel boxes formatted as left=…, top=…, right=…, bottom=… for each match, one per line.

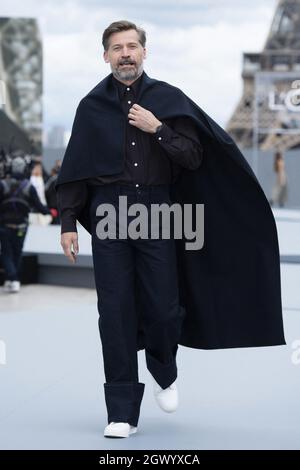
left=104, top=427, right=137, bottom=438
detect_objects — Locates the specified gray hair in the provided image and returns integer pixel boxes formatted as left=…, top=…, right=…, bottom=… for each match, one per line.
left=102, top=20, right=146, bottom=51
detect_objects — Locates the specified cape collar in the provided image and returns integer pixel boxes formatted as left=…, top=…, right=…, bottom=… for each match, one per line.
left=93, top=70, right=158, bottom=108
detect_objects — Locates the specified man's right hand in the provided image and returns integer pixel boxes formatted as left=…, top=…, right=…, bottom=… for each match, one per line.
left=60, top=232, right=79, bottom=263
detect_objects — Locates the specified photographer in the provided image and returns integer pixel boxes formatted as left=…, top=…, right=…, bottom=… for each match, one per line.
left=0, top=156, right=54, bottom=293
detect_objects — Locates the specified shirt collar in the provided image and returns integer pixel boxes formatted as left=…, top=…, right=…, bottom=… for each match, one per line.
left=112, top=70, right=144, bottom=98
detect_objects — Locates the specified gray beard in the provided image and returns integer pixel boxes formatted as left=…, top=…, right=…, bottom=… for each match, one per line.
left=111, top=62, right=144, bottom=81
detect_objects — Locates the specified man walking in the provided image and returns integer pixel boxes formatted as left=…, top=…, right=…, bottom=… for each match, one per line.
left=56, top=20, right=204, bottom=438
left=56, top=20, right=286, bottom=438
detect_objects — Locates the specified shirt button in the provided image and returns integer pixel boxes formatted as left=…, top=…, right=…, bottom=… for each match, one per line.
left=134, top=162, right=138, bottom=166
left=126, top=87, right=130, bottom=91
left=131, top=141, right=136, bottom=146
left=158, top=136, right=162, bottom=140
left=128, top=100, right=131, bottom=104
left=135, top=183, right=139, bottom=187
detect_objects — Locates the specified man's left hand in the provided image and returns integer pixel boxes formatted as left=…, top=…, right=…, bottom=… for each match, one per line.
left=128, top=104, right=161, bottom=134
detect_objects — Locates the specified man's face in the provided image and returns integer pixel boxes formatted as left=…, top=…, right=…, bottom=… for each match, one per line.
left=103, top=29, right=146, bottom=82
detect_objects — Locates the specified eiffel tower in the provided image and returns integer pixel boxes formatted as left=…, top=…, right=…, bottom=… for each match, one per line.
left=226, top=0, right=300, bottom=150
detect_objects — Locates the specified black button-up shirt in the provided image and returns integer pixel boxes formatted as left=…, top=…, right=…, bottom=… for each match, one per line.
left=57, top=71, right=204, bottom=233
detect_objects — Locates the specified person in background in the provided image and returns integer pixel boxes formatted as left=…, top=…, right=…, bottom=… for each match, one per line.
left=29, top=162, right=52, bottom=225
left=44, top=160, right=61, bottom=225
left=270, top=151, right=288, bottom=208
left=0, top=157, right=54, bottom=293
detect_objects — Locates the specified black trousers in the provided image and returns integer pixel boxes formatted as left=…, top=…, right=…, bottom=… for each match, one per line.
left=89, top=182, right=185, bottom=427
left=0, top=223, right=28, bottom=281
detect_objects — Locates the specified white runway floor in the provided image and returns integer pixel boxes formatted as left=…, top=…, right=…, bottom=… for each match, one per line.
left=0, top=209, right=300, bottom=450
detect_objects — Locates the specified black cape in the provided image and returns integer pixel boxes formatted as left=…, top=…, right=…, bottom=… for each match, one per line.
left=55, top=71, right=286, bottom=351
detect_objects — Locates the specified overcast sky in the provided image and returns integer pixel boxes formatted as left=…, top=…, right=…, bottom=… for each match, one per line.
left=1, top=0, right=278, bottom=134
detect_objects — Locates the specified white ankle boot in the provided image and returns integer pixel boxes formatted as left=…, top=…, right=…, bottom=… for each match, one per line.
left=10, top=281, right=21, bottom=293
left=153, top=379, right=179, bottom=413
left=3, top=280, right=12, bottom=292
left=104, top=421, right=137, bottom=438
